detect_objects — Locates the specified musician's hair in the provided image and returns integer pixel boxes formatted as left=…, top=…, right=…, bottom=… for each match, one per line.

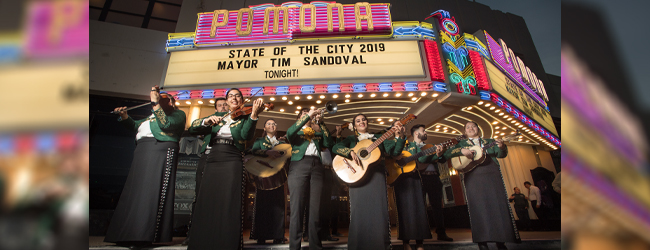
left=524, top=181, right=531, bottom=186
left=464, top=121, right=481, bottom=136
left=352, top=114, right=368, bottom=136
left=225, top=88, right=242, bottom=99
left=297, top=108, right=310, bottom=120
left=213, top=97, right=226, bottom=109
left=159, top=92, right=178, bottom=110
left=410, top=124, right=426, bottom=136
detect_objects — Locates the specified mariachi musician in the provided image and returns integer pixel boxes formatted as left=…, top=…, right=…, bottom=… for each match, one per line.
left=443, top=121, right=519, bottom=250
left=332, top=114, right=405, bottom=250
left=182, top=97, right=228, bottom=246
left=247, top=118, right=287, bottom=244
left=187, top=88, right=265, bottom=250
left=105, top=86, right=186, bottom=248
left=285, top=108, right=333, bottom=250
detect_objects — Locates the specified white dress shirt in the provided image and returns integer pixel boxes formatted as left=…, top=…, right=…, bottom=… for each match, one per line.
left=268, top=135, right=280, bottom=147
left=302, top=125, right=319, bottom=157
left=203, top=116, right=233, bottom=139
left=135, top=115, right=155, bottom=141
left=528, top=185, right=541, bottom=202
left=357, top=132, right=374, bottom=141
left=321, top=148, right=333, bottom=166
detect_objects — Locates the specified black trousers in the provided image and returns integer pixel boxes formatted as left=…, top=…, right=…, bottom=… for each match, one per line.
left=187, top=153, right=208, bottom=234
left=318, top=168, right=334, bottom=239
left=420, top=174, right=446, bottom=235
left=288, top=156, right=324, bottom=250
left=515, top=207, right=531, bottom=230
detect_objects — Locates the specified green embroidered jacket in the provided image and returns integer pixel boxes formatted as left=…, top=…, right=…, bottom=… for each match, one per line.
left=249, top=136, right=286, bottom=157
left=443, top=138, right=508, bottom=165
left=188, top=112, right=258, bottom=152
left=285, top=115, right=334, bottom=162
left=332, top=134, right=406, bottom=160
left=119, top=108, right=186, bottom=142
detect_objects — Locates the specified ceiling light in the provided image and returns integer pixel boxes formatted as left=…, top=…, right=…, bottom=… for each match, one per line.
left=345, top=99, right=350, bottom=103
left=333, top=94, right=338, bottom=98
left=209, top=100, right=215, bottom=104
left=175, top=102, right=180, bottom=105
left=186, top=101, right=191, bottom=105
left=499, top=113, right=504, bottom=116
left=452, top=131, right=457, bottom=133
left=383, top=93, right=389, bottom=97
left=288, top=101, right=293, bottom=105
left=295, top=96, right=300, bottom=100
left=320, top=95, right=325, bottom=99
left=295, top=111, right=300, bottom=114
left=432, top=93, right=439, bottom=97
left=307, top=95, right=312, bottom=99
left=279, top=109, right=285, bottom=112
left=511, top=121, right=516, bottom=123
left=501, top=132, right=505, bottom=136
left=270, top=97, right=275, bottom=101
left=435, top=129, right=440, bottom=132
left=503, top=115, right=509, bottom=118
left=389, top=118, right=394, bottom=122
left=495, top=126, right=500, bottom=129
left=408, top=93, right=414, bottom=97
left=377, top=118, right=382, bottom=121
left=396, top=93, right=402, bottom=97
left=502, top=127, right=506, bottom=130
left=296, top=106, right=302, bottom=109
left=358, top=94, right=363, bottom=98
left=507, top=118, right=513, bottom=121
left=282, top=96, right=288, bottom=100
left=492, top=121, right=498, bottom=125
left=198, top=100, right=204, bottom=104
left=411, top=97, right=417, bottom=101
left=370, top=93, right=376, bottom=97
left=380, top=121, right=384, bottom=125
left=478, top=101, right=484, bottom=105
left=495, top=109, right=500, bottom=113
left=485, top=103, right=491, bottom=107
left=436, top=125, right=441, bottom=128
left=467, top=107, right=473, bottom=110
left=310, top=106, right=315, bottom=109
left=490, top=106, right=496, bottom=110
left=345, top=94, right=351, bottom=98
left=421, top=92, right=427, bottom=96
left=316, top=100, right=322, bottom=104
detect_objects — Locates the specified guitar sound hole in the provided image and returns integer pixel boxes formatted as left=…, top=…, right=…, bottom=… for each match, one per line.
left=279, top=151, right=285, bottom=155
left=359, top=150, right=368, bottom=158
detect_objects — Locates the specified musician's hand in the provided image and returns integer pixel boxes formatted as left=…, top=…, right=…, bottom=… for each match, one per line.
left=114, top=106, right=128, bottom=120
left=204, top=116, right=223, bottom=126
left=461, top=148, right=474, bottom=159
left=278, top=136, right=287, bottom=142
left=496, top=138, right=505, bottom=149
left=393, top=122, right=404, bottom=138
left=350, top=151, right=362, bottom=167
left=150, top=85, right=160, bottom=102
left=250, top=98, right=264, bottom=120
left=266, top=150, right=282, bottom=159
left=536, top=204, right=540, bottom=209
left=243, top=154, right=254, bottom=164
left=435, top=145, right=444, bottom=157
left=307, top=108, right=318, bottom=119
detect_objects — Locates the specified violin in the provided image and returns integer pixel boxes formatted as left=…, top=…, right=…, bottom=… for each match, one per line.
left=227, top=103, right=274, bottom=120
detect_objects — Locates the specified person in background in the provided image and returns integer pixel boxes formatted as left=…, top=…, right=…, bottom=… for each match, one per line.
left=182, top=97, right=227, bottom=246
left=509, top=187, right=531, bottom=231
left=552, top=172, right=561, bottom=194
left=248, top=118, right=288, bottom=245
left=524, top=181, right=542, bottom=221
left=105, top=86, right=186, bottom=249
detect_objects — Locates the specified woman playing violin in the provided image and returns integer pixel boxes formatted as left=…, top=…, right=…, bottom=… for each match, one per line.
left=187, top=88, right=265, bottom=250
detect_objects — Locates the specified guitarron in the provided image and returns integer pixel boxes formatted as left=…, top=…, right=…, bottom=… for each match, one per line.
left=245, top=143, right=292, bottom=190
left=333, top=114, right=417, bottom=183
left=386, top=135, right=466, bottom=185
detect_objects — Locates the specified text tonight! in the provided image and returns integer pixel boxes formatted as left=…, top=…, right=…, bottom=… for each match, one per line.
left=215, top=43, right=386, bottom=79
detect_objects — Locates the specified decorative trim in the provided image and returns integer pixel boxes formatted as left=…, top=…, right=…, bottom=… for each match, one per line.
left=153, top=108, right=168, bottom=126
left=154, top=147, right=175, bottom=242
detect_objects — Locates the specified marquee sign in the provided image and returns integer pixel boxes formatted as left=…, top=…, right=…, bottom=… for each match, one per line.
left=194, top=2, right=392, bottom=46
left=164, top=40, right=426, bottom=87
left=484, top=31, right=548, bottom=107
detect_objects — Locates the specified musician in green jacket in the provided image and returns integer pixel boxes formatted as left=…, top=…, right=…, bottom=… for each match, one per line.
left=186, top=88, right=265, bottom=250
left=332, top=114, right=405, bottom=250
left=182, top=97, right=227, bottom=246
left=285, top=108, right=333, bottom=250
left=248, top=118, right=288, bottom=245
left=105, top=86, right=186, bottom=248
left=443, top=121, right=517, bottom=250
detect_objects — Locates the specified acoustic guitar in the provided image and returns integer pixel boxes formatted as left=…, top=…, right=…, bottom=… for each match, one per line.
left=386, top=135, right=466, bottom=185
left=450, top=131, right=521, bottom=173
left=333, top=114, right=417, bottom=183
left=245, top=143, right=292, bottom=190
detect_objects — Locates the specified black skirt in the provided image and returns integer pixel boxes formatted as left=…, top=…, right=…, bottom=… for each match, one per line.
left=348, top=163, right=391, bottom=250
left=105, top=138, right=178, bottom=243
left=250, top=186, right=286, bottom=240
left=188, top=143, right=246, bottom=250
left=463, top=157, right=520, bottom=243
left=393, top=172, right=432, bottom=241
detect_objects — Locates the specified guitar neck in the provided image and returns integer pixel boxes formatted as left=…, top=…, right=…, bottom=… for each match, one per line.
left=366, top=128, right=395, bottom=153
left=403, top=145, right=438, bottom=162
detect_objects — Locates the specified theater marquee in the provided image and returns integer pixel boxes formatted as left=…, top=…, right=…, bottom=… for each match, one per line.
left=164, top=40, right=426, bottom=87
